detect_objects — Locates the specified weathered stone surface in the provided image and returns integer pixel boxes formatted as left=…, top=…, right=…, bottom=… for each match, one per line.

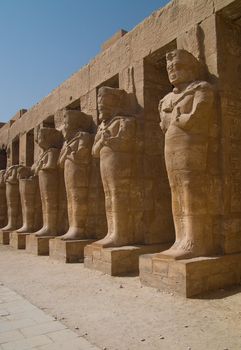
left=92, top=86, right=141, bottom=248
left=58, top=109, right=93, bottom=240
left=140, top=253, right=241, bottom=297
left=49, top=238, right=95, bottom=263
left=17, top=167, right=42, bottom=234
left=0, top=0, right=240, bottom=298
left=0, top=230, right=10, bottom=245
left=157, top=49, right=221, bottom=260
left=2, top=166, right=23, bottom=232
left=26, top=234, right=51, bottom=255
left=84, top=243, right=170, bottom=276
left=0, top=170, right=7, bottom=228
left=32, top=127, right=63, bottom=237
left=9, top=231, right=29, bottom=249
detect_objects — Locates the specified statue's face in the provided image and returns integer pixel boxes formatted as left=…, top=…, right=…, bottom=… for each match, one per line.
left=37, top=130, right=47, bottom=149
left=62, top=115, right=71, bottom=140
left=97, top=93, right=117, bottom=120
left=63, top=114, right=80, bottom=140
left=167, top=59, right=193, bottom=86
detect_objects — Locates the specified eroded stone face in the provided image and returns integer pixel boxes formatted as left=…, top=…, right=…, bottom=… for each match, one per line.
left=33, top=127, right=63, bottom=237
left=92, top=87, right=137, bottom=248
left=158, top=49, right=219, bottom=260
left=58, top=109, right=93, bottom=240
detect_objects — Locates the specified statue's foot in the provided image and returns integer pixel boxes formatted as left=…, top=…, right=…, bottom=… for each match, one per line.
left=1, top=225, right=16, bottom=232
left=60, top=228, right=85, bottom=241
left=17, top=226, right=33, bottom=234
left=34, top=227, right=56, bottom=237
left=94, top=235, right=130, bottom=248
left=157, top=247, right=196, bottom=260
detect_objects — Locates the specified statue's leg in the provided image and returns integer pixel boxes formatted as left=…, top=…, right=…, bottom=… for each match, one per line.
left=61, top=186, right=88, bottom=240
left=2, top=183, right=20, bottom=231
left=17, top=180, right=37, bottom=233
left=96, top=153, right=133, bottom=247
left=0, top=187, right=7, bottom=228
left=35, top=172, right=59, bottom=237
left=179, top=171, right=213, bottom=257
left=96, top=180, right=132, bottom=247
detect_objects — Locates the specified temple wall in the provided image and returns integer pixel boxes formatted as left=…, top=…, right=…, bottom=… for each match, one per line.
left=216, top=14, right=241, bottom=253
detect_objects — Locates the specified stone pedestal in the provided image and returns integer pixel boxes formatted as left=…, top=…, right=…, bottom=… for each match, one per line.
left=0, top=230, right=10, bottom=245
left=84, top=243, right=169, bottom=276
left=26, top=234, right=52, bottom=256
left=9, top=231, right=30, bottom=249
left=49, top=238, right=95, bottom=263
left=139, top=253, right=241, bottom=297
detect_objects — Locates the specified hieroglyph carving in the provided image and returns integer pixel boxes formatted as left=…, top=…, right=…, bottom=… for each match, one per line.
left=92, top=87, right=136, bottom=247
left=158, top=49, right=218, bottom=259
left=58, top=109, right=93, bottom=240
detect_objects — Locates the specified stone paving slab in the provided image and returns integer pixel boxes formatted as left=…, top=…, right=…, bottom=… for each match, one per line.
left=0, top=285, right=100, bottom=350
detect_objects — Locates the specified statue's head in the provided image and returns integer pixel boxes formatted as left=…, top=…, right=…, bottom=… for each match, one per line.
left=62, top=109, right=92, bottom=140
left=5, top=165, right=23, bottom=184
left=17, top=166, right=32, bottom=180
left=166, top=50, right=200, bottom=87
left=97, top=87, right=125, bottom=121
left=36, top=126, right=63, bottom=150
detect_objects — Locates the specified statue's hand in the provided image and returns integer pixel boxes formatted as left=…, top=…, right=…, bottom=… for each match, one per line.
left=175, top=107, right=181, bottom=122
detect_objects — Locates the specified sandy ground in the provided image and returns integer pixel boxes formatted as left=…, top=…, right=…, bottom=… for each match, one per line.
left=0, top=245, right=241, bottom=350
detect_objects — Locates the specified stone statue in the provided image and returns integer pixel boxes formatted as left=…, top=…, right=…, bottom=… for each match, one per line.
left=16, top=166, right=42, bottom=234
left=2, top=165, right=23, bottom=231
left=92, top=86, right=136, bottom=247
left=32, top=127, right=63, bottom=237
left=158, top=49, right=217, bottom=259
left=58, top=109, right=93, bottom=240
left=0, top=170, right=7, bottom=228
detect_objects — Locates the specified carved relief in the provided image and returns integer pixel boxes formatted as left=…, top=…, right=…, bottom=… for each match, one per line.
left=58, top=109, right=93, bottom=240
left=158, top=49, right=219, bottom=259
left=92, top=87, right=137, bottom=247
left=32, top=127, right=63, bottom=237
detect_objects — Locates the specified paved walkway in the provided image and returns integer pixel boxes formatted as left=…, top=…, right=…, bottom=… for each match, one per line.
left=0, top=285, right=100, bottom=350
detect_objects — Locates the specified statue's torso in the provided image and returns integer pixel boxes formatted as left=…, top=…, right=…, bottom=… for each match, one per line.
left=160, top=82, right=214, bottom=172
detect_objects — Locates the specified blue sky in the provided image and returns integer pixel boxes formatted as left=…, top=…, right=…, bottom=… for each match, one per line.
left=0, top=0, right=169, bottom=123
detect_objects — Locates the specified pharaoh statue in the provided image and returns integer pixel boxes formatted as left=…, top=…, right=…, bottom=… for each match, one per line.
left=0, top=170, right=7, bottom=227
left=2, top=165, right=23, bottom=231
left=58, top=109, right=93, bottom=240
left=92, top=86, right=136, bottom=247
left=158, top=49, right=217, bottom=259
left=16, top=166, right=42, bottom=234
left=32, top=127, right=63, bottom=237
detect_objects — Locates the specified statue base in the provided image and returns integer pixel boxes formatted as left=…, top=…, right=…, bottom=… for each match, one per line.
left=139, top=253, right=241, bottom=297
left=26, top=234, right=53, bottom=256
left=49, top=238, right=95, bottom=263
left=84, top=243, right=169, bottom=276
left=0, top=230, right=10, bottom=245
left=9, top=231, right=30, bottom=249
